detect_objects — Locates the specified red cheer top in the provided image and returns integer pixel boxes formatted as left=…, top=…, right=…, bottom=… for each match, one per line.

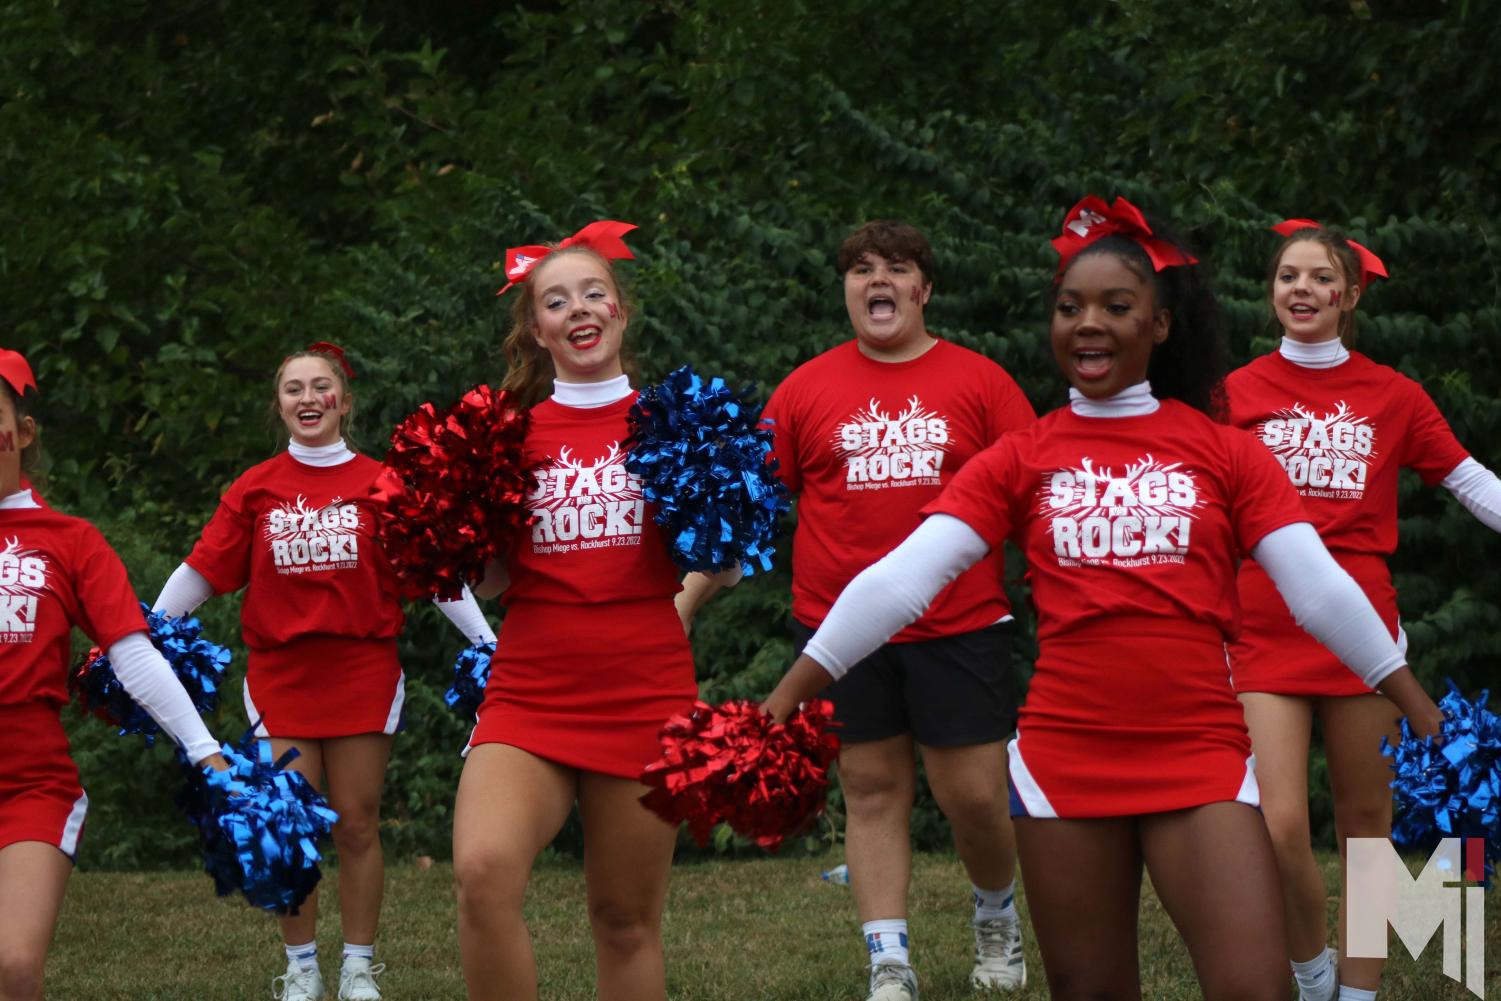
left=502, top=393, right=683, bottom=605
left=763, top=339, right=1035, bottom=641
left=1225, top=350, right=1470, bottom=695
left=1225, top=351, right=1469, bottom=556
left=0, top=505, right=146, bottom=709
left=186, top=453, right=404, bottom=649
left=924, top=400, right=1303, bottom=643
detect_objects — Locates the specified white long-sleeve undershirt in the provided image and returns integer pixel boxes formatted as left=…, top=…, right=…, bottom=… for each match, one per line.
left=153, top=564, right=495, bottom=643
left=106, top=631, right=221, bottom=762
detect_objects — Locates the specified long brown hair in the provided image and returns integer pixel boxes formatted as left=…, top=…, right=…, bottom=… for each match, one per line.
left=2, top=383, right=42, bottom=485
left=1267, top=227, right=1364, bottom=347
left=499, top=246, right=638, bottom=409
left=266, top=348, right=358, bottom=450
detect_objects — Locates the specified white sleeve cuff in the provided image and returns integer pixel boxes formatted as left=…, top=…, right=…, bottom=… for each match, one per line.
left=804, top=514, right=990, bottom=679
left=152, top=563, right=215, bottom=617
left=1443, top=456, right=1501, bottom=533
left=107, top=631, right=220, bottom=762
left=435, top=586, right=497, bottom=646
left=1250, top=523, right=1404, bottom=688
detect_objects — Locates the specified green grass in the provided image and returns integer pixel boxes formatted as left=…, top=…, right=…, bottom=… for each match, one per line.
left=48, top=852, right=1497, bottom=999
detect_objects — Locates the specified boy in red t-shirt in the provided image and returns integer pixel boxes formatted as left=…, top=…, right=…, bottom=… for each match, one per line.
left=762, top=221, right=1036, bottom=1000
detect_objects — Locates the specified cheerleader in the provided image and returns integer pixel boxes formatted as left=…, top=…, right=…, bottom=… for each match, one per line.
left=1224, top=221, right=1501, bottom=1001
left=453, top=221, right=723, bottom=1001
left=758, top=220, right=1035, bottom=1000
left=762, top=198, right=1444, bottom=1001
left=152, top=343, right=493, bottom=1001
left=0, top=348, right=226, bottom=1001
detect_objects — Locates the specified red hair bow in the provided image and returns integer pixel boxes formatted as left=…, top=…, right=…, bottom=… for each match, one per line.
left=1270, top=218, right=1388, bottom=289
left=1051, top=196, right=1197, bottom=276
left=496, top=220, right=638, bottom=296
left=0, top=348, right=37, bottom=398
left=305, top=341, right=356, bottom=379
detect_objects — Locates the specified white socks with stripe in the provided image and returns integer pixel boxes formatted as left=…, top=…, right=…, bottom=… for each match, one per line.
left=343, top=943, right=375, bottom=963
left=1290, top=946, right=1336, bottom=1000
left=972, top=881, right=1018, bottom=923
left=285, top=941, right=318, bottom=972
left=862, top=919, right=910, bottom=968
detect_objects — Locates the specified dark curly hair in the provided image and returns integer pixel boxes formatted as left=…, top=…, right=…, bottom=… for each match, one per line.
left=1052, top=227, right=1228, bottom=418
left=836, top=220, right=936, bottom=286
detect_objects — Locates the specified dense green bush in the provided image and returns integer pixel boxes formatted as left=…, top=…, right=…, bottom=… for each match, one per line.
left=3, top=0, right=1496, bottom=866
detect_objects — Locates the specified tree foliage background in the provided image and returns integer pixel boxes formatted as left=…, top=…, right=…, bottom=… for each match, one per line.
left=2, top=0, right=1497, bottom=867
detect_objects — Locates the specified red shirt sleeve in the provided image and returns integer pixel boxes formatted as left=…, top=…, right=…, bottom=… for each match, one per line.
left=1398, top=380, right=1470, bottom=485
left=920, top=440, right=1020, bottom=551
left=185, top=475, right=254, bottom=594
left=1225, top=427, right=1310, bottom=556
left=70, top=523, right=148, bottom=650
left=762, top=381, right=803, bottom=495
left=984, top=372, right=1038, bottom=443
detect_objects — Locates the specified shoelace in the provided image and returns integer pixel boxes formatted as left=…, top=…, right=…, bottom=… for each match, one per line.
left=272, top=967, right=321, bottom=1000
left=340, top=962, right=386, bottom=998
left=870, top=964, right=913, bottom=987
left=974, top=918, right=1021, bottom=957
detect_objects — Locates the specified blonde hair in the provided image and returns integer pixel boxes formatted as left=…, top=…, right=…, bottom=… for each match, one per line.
left=267, top=349, right=358, bottom=448
left=499, top=246, right=638, bottom=409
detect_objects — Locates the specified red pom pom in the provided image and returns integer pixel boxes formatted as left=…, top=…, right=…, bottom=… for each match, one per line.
left=639, top=699, right=840, bottom=852
left=373, top=385, right=534, bottom=600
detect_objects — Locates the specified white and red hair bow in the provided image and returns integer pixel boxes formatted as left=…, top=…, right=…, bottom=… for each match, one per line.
left=496, top=220, right=638, bottom=296
left=1051, top=196, right=1197, bottom=276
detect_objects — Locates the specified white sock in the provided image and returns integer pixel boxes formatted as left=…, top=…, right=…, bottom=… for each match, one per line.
left=863, top=919, right=910, bottom=968
left=1291, top=947, right=1335, bottom=996
left=343, top=943, right=374, bottom=963
left=1337, top=989, right=1376, bottom=1001
left=285, top=941, right=318, bottom=972
left=972, top=881, right=1017, bottom=923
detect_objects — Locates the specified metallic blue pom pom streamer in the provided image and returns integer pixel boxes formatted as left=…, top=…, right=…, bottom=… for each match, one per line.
left=625, top=366, right=790, bottom=574
left=177, top=729, right=338, bottom=914
left=1383, top=681, right=1500, bottom=876
left=71, top=600, right=231, bottom=743
left=446, top=642, right=495, bottom=718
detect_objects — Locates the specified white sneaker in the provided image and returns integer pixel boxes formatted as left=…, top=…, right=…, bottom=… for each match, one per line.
left=971, top=915, right=1026, bottom=989
left=866, top=961, right=919, bottom=1001
left=338, top=957, right=386, bottom=1001
left=272, top=960, right=325, bottom=1001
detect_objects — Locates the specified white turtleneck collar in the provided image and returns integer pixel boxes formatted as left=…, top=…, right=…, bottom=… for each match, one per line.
left=552, top=374, right=632, bottom=408
left=0, top=488, right=40, bottom=510
left=1279, top=335, right=1349, bottom=369
left=1068, top=381, right=1160, bottom=418
left=288, top=439, right=356, bottom=467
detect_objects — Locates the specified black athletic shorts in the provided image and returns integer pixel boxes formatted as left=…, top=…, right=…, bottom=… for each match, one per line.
left=791, top=618, right=1018, bottom=747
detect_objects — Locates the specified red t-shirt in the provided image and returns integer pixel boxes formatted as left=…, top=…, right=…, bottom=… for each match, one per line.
left=763, top=339, right=1035, bottom=640
left=504, top=393, right=683, bottom=606
left=1224, top=351, right=1469, bottom=556
left=186, top=453, right=403, bottom=649
left=0, top=506, right=146, bottom=708
left=922, top=401, right=1305, bottom=643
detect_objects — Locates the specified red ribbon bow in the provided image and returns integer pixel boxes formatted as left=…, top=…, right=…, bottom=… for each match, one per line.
left=496, top=220, right=638, bottom=296
left=0, top=349, right=37, bottom=398
left=304, top=341, right=356, bottom=380
left=1270, top=218, right=1388, bottom=289
left=1051, top=196, right=1197, bottom=276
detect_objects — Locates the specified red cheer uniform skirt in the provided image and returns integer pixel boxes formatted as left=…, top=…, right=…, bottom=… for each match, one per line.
left=1229, top=552, right=1397, bottom=698
left=1008, top=619, right=1257, bottom=818
left=244, top=635, right=405, bottom=738
left=0, top=703, right=89, bottom=859
left=470, top=598, right=698, bottom=780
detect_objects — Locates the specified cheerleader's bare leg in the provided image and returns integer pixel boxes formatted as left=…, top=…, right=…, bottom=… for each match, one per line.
left=272, top=737, right=327, bottom=947
left=320, top=733, right=394, bottom=946
left=0, top=842, right=71, bottom=1001
left=577, top=772, right=676, bottom=1001
left=453, top=743, right=576, bottom=1001
left=1239, top=692, right=1329, bottom=964
left=837, top=735, right=918, bottom=922
left=920, top=740, right=1015, bottom=891
left=1140, top=801, right=1288, bottom=1000
left=1319, top=692, right=1401, bottom=992
left=1014, top=816, right=1143, bottom=1000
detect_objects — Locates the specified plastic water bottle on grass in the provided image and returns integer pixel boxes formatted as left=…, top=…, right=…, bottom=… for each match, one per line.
left=822, top=863, right=850, bottom=885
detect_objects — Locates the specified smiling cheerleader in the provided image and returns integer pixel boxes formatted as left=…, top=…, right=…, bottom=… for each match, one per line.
left=762, top=198, right=1445, bottom=1001
left=1225, top=221, right=1501, bottom=1001
left=0, top=347, right=226, bottom=1001
left=151, top=343, right=493, bottom=1001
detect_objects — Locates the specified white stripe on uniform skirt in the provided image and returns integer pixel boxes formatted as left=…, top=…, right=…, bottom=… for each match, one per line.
left=1006, top=737, right=1058, bottom=818
left=243, top=678, right=269, bottom=738
left=382, top=671, right=407, bottom=734
left=58, top=790, right=88, bottom=859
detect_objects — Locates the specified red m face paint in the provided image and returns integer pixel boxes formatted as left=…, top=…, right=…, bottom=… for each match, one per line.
left=1329, top=290, right=1341, bottom=306
left=606, top=302, right=620, bottom=319
left=908, top=286, right=922, bottom=304
left=321, top=393, right=337, bottom=410
left=0, top=431, right=13, bottom=452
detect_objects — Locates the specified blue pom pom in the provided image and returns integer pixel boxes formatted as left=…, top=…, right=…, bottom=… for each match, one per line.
left=178, top=730, right=338, bottom=914
left=625, top=366, right=790, bottom=574
left=446, top=642, right=495, bottom=718
left=71, top=601, right=231, bottom=743
left=1384, top=681, right=1500, bottom=876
